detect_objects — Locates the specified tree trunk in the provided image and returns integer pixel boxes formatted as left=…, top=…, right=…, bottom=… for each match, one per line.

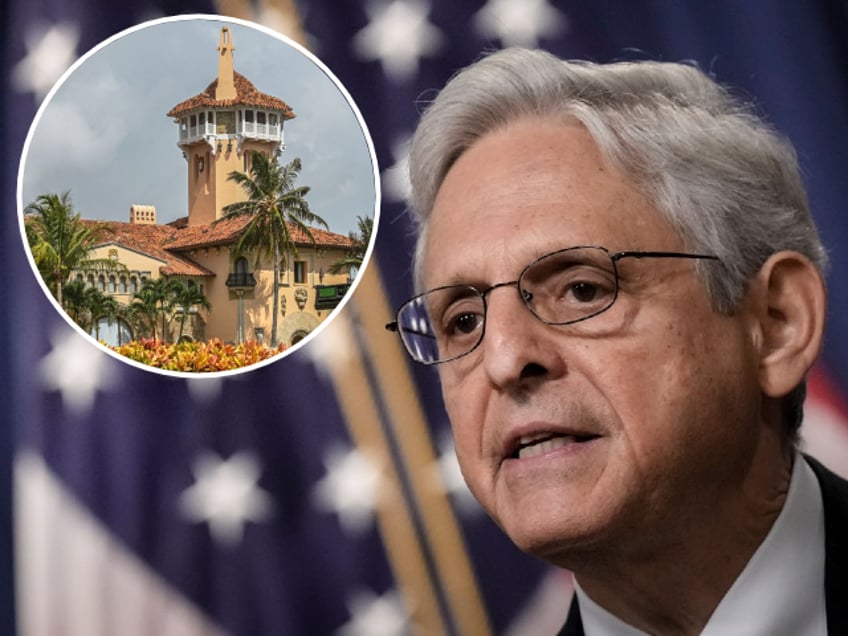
left=271, top=246, right=280, bottom=347
left=55, top=268, right=63, bottom=307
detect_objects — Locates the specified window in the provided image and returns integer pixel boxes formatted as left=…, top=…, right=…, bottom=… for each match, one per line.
left=294, top=260, right=307, bottom=284
left=129, top=276, right=138, bottom=294
left=91, top=317, right=133, bottom=347
left=217, top=111, right=235, bottom=134
left=97, top=275, right=105, bottom=292
left=244, top=109, right=254, bottom=123
left=227, top=257, right=256, bottom=288
left=108, top=276, right=116, bottom=293
left=119, top=276, right=127, bottom=294
left=87, top=274, right=94, bottom=288
left=257, top=111, right=266, bottom=124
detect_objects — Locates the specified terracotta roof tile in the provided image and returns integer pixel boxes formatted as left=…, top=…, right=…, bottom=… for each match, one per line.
left=84, top=221, right=215, bottom=277
left=166, top=215, right=353, bottom=250
left=165, top=215, right=252, bottom=250
left=167, top=72, right=296, bottom=119
left=82, top=215, right=352, bottom=276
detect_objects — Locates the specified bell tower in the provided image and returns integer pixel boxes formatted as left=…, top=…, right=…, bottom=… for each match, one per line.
left=167, top=26, right=297, bottom=227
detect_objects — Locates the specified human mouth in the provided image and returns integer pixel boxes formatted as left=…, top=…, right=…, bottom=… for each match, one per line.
left=509, top=430, right=601, bottom=460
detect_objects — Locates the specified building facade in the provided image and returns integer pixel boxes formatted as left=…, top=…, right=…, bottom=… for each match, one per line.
left=78, top=26, right=353, bottom=347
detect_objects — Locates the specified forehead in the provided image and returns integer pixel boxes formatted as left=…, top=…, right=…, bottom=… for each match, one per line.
left=423, top=117, right=681, bottom=287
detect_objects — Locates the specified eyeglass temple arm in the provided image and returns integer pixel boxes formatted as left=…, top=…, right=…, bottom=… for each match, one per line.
left=613, top=250, right=719, bottom=261
left=384, top=322, right=437, bottom=340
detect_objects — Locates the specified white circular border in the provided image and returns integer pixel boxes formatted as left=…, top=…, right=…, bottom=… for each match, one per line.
left=17, top=13, right=382, bottom=380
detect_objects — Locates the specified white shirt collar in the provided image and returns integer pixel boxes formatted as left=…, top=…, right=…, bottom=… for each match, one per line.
left=575, top=455, right=827, bottom=635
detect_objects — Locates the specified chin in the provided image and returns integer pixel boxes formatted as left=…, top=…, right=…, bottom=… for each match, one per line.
left=499, top=510, right=604, bottom=567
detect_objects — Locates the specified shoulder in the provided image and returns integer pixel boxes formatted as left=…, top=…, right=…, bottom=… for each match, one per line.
left=804, top=454, right=848, bottom=632
left=805, top=454, right=848, bottom=513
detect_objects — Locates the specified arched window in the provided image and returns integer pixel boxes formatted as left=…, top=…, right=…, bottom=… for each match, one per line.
left=97, top=275, right=105, bottom=292
left=129, top=276, right=138, bottom=294
left=118, top=276, right=127, bottom=293
left=235, top=257, right=249, bottom=275
left=108, top=276, right=116, bottom=293
left=291, top=330, right=309, bottom=345
left=91, top=317, right=133, bottom=347
left=86, top=274, right=94, bottom=288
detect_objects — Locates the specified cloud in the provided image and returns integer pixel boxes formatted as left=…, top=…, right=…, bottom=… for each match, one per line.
left=23, top=69, right=129, bottom=202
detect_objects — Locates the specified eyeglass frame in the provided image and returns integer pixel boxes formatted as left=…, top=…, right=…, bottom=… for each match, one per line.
left=386, top=246, right=721, bottom=365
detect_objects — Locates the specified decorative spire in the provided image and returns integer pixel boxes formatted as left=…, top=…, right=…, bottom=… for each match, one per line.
left=215, top=26, right=236, bottom=100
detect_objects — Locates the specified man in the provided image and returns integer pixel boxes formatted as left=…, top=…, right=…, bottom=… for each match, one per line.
left=387, top=48, right=848, bottom=634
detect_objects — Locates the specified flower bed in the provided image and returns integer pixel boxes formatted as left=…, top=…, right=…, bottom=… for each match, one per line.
left=111, top=338, right=287, bottom=372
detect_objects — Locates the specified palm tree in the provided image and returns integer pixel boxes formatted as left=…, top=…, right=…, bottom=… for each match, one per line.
left=128, top=284, right=160, bottom=340
left=61, top=278, right=91, bottom=329
left=328, top=215, right=373, bottom=277
left=24, top=192, right=119, bottom=306
left=149, top=277, right=181, bottom=343
left=87, top=289, right=120, bottom=342
left=220, top=151, right=328, bottom=346
left=130, top=278, right=179, bottom=341
left=171, top=281, right=212, bottom=342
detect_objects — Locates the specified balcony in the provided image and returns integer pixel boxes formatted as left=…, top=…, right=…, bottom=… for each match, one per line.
left=226, top=272, right=257, bottom=288
left=239, top=121, right=283, bottom=142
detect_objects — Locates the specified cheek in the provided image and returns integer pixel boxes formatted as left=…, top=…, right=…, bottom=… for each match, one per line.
left=440, top=373, right=493, bottom=496
left=597, top=321, right=760, bottom=477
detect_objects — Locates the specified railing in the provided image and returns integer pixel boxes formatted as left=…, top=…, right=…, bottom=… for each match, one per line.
left=226, top=272, right=257, bottom=288
left=178, top=120, right=281, bottom=144
left=178, top=122, right=217, bottom=144
left=239, top=122, right=282, bottom=140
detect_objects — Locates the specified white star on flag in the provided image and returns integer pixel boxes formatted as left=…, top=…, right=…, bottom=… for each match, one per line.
left=473, top=0, right=569, bottom=48
left=12, top=22, right=81, bottom=101
left=338, top=588, right=410, bottom=636
left=352, top=0, right=445, bottom=83
left=313, top=444, right=384, bottom=534
left=429, top=431, right=481, bottom=516
left=39, top=326, right=119, bottom=416
left=382, top=135, right=412, bottom=203
left=185, top=376, right=224, bottom=405
left=178, top=451, right=274, bottom=546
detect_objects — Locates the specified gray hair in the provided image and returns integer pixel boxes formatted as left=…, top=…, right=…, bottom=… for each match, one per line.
left=407, top=48, right=827, bottom=440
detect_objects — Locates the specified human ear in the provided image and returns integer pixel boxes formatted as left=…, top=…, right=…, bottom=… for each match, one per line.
left=752, top=251, right=826, bottom=397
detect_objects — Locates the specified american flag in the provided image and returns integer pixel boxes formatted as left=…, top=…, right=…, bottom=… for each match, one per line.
left=3, top=1, right=848, bottom=635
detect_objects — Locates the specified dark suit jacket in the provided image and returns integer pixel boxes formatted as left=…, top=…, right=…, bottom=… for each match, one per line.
left=557, top=456, right=848, bottom=635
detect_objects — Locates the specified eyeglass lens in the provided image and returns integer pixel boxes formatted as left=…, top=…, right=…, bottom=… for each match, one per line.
left=395, top=246, right=619, bottom=364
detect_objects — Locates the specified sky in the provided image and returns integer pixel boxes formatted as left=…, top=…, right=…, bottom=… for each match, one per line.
left=19, top=17, right=378, bottom=237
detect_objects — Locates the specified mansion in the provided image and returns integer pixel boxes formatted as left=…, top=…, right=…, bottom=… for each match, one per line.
left=78, top=26, right=354, bottom=347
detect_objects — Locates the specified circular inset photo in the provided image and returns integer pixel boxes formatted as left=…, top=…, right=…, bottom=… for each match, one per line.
left=18, top=15, right=379, bottom=377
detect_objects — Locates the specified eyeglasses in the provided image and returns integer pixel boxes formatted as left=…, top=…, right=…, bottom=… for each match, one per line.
left=386, top=246, right=719, bottom=365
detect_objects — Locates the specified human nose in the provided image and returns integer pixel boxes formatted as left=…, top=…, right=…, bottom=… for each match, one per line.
left=480, top=284, right=565, bottom=389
